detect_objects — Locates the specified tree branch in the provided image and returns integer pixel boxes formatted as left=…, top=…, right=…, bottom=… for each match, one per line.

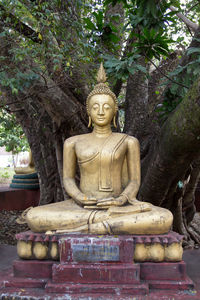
left=112, top=32, right=136, bottom=96
left=0, top=4, right=41, bottom=43
left=186, top=2, right=200, bottom=13
left=146, top=56, right=189, bottom=89
left=170, top=6, right=199, bottom=33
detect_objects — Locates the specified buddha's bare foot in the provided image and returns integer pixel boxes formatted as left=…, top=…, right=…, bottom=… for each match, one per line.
left=54, top=224, right=89, bottom=234
left=108, top=202, right=152, bottom=216
left=45, top=230, right=56, bottom=235
left=45, top=226, right=89, bottom=235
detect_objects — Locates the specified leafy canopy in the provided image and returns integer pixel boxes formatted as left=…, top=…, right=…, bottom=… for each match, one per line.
left=0, top=0, right=199, bottom=115
left=0, top=109, right=29, bottom=154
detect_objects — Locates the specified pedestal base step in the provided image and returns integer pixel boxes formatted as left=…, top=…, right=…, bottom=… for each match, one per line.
left=1, top=276, right=47, bottom=289
left=13, top=259, right=55, bottom=279
left=148, top=276, right=194, bottom=290
left=52, top=263, right=140, bottom=284
left=0, top=265, right=197, bottom=299
left=140, top=261, right=186, bottom=281
left=46, top=282, right=149, bottom=295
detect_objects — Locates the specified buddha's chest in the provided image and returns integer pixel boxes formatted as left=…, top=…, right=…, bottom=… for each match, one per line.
left=75, top=138, right=127, bottom=164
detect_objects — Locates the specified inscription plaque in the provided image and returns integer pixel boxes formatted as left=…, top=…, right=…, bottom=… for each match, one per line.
left=59, top=235, right=134, bottom=263
left=71, top=243, right=119, bottom=262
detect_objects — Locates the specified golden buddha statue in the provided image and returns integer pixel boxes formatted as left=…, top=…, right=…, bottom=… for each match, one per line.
left=24, top=64, right=173, bottom=235
left=15, top=150, right=36, bottom=174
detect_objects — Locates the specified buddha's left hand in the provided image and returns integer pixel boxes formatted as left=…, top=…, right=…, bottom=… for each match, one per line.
left=97, top=195, right=127, bottom=207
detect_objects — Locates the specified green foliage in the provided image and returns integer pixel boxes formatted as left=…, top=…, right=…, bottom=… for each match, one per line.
left=1, top=169, right=10, bottom=179
left=132, top=28, right=174, bottom=60
left=81, top=0, right=178, bottom=84
left=156, top=92, right=182, bottom=120
left=0, top=167, right=15, bottom=183
left=104, top=53, right=146, bottom=82
left=157, top=42, right=200, bottom=118
left=0, top=0, right=199, bottom=118
left=0, top=70, right=40, bottom=95
left=83, top=6, right=121, bottom=55
left=0, top=109, right=29, bottom=154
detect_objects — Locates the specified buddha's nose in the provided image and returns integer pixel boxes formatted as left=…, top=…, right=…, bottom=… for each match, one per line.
left=98, top=105, right=105, bottom=115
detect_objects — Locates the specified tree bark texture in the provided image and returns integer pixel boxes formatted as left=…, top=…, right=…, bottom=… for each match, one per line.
left=0, top=34, right=88, bottom=205
left=139, top=78, right=200, bottom=209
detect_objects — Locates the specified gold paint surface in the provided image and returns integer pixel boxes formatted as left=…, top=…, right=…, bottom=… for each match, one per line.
left=134, top=244, right=148, bottom=262
left=148, top=243, right=165, bottom=262
left=15, top=150, right=35, bottom=174
left=165, top=242, right=183, bottom=261
left=50, top=242, right=59, bottom=260
left=23, top=64, right=173, bottom=235
left=33, top=242, right=48, bottom=260
left=134, top=242, right=183, bottom=262
left=17, top=241, right=32, bottom=259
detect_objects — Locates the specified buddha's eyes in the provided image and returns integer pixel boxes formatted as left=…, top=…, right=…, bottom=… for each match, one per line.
left=92, top=104, right=99, bottom=110
left=91, top=103, right=111, bottom=111
left=103, top=104, right=111, bottom=110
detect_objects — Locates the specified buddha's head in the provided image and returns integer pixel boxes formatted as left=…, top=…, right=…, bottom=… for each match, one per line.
left=86, top=63, right=118, bottom=128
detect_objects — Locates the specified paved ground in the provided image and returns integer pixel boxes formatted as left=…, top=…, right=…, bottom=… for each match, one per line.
left=0, top=244, right=17, bottom=271
left=183, top=248, right=200, bottom=287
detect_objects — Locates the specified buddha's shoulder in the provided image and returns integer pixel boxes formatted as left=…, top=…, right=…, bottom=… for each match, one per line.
left=112, top=132, right=139, bottom=144
left=64, top=134, right=91, bottom=146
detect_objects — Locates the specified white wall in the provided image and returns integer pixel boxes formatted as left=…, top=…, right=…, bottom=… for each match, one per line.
left=0, top=147, right=29, bottom=167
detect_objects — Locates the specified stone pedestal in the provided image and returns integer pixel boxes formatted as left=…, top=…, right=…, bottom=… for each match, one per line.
left=10, top=172, right=39, bottom=189
left=16, top=230, right=184, bottom=262
left=0, top=231, right=195, bottom=299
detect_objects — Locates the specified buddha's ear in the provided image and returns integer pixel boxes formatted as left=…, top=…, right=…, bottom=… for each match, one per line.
left=113, top=115, right=117, bottom=128
left=88, top=115, right=92, bottom=128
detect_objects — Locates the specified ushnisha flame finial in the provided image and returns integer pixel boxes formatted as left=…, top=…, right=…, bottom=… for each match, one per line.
left=97, top=62, right=107, bottom=83
left=86, top=63, right=118, bottom=116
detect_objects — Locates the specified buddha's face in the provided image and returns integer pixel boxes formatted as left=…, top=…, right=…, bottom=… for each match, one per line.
left=88, top=94, right=115, bottom=127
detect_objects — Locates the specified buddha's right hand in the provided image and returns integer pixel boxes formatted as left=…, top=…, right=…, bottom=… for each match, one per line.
left=96, top=195, right=127, bottom=208
left=75, top=193, right=97, bottom=206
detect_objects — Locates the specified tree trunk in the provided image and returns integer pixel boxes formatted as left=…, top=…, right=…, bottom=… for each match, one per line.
left=139, top=78, right=200, bottom=206
left=123, top=58, right=149, bottom=157
left=0, top=34, right=88, bottom=205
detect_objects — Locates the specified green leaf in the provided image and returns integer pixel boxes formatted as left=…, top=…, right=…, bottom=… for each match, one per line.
left=109, top=33, right=120, bottom=43
left=135, top=64, right=147, bottom=73
left=127, top=66, right=136, bottom=75
left=93, top=11, right=103, bottom=28
left=83, top=18, right=96, bottom=31
left=186, top=47, right=200, bottom=55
